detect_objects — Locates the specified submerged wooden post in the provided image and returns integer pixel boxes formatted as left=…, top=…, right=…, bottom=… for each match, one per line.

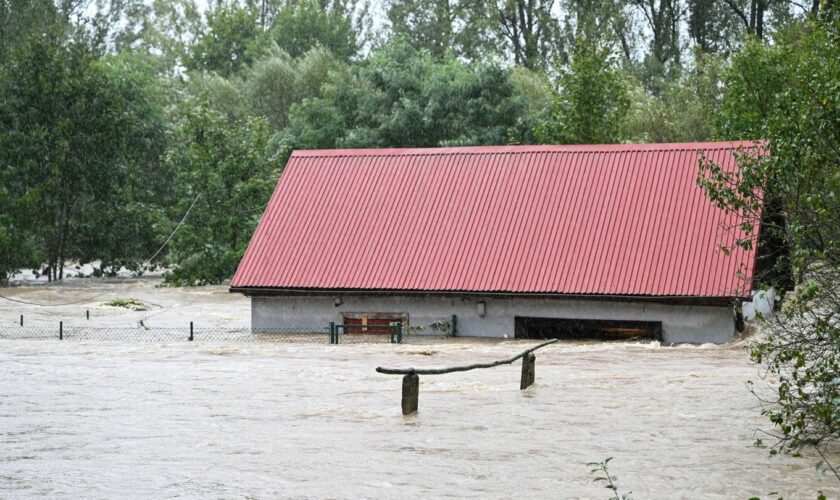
left=520, top=352, right=536, bottom=389
left=402, top=371, right=419, bottom=415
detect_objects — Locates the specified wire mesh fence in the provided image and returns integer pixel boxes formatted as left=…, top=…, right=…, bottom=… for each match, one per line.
left=0, top=325, right=330, bottom=343
left=0, top=323, right=454, bottom=344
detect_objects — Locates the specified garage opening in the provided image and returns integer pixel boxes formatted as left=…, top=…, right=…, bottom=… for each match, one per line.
left=515, top=316, right=662, bottom=341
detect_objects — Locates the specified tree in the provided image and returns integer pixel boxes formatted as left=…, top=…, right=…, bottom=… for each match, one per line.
left=509, top=66, right=555, bottom=143
left=496, top=0, right=564, bottom=70
left=631, top=0, right=684, bottom=88
left=94, top=0, right=204, bottom=73
left=566, top=0, right=637, bottom=62
left=0, top=33, right=167, bottom=281
left=688, top=0, right=745, bottom=55
left=245, top=46, right=345, bottom=131
left=621, top=52, right=725, bottom=142
left=716, top=38, right=787, bottom=140
left=0, top=0, right=63, bottom=60
left=271, top=0, right=357, bottom=61
left=0, top=184, right=41, bottom=284
left=535, top=38, right=629, bottom=144
left=386, top=0, right=493, bottom=60
left=698, top=20, right=840, bottom=476
left=715, top=37, right=793, bottom=289
left=187, top=4, right=267, bottom=76
left=720, top=0, right=774, bottom=41
left=162, top=100, right=285, bottom=286
left=285, top=40, right=525, bottom=149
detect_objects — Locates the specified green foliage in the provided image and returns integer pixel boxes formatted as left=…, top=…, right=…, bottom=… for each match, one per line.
left=162, top=100, right=283, bottom=286
left=104, top=298, right=148, bottom=310
left=508, top=66, right=555, bottom=144
left=0, top=32, right=167, bottom=281
left=271, top=0, right=357, bottom=61
left=245, top=47, right=346, bottom=131
left=185, top=70, right=250, bottom=123
left=187, top=4, right=268, bottom=76
left=286, top=40, right=527, bottom=149
left=535, top=40, right=629, bottom=144
left=94, top=0, right=204, bottom=73
left=386, top=0, right=494, bottom=60
left=716, top=39, right=788, bottom=140
left=0, top=0, right=64, bottom=61
left=0, top=185, right=41, bottom=284
left=587, top=457, right=632, bottom=499
left=699, top=20, right=840, bottom=474
left=622, top=53, right=725, bottom=142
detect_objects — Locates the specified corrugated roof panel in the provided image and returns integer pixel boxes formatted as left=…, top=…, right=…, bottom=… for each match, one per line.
left=231, top=142, right=762, bottom=298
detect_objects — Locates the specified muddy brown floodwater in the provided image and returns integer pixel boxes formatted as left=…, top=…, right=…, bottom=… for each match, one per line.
left=0, top=279, right=838, bottom=498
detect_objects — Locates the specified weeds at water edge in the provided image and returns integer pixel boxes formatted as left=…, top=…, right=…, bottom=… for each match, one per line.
left=587, top=457, right=632, bottom=500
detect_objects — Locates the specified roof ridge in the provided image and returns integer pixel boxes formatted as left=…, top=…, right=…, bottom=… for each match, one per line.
left=292, top=141, right=762, bottom=158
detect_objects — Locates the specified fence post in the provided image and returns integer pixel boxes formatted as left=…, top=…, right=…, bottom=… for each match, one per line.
left=389, top=323, right=395, bottom=344
left=335, top=323, right=340, bottom=345
left=20, top=314, right=23, bottom=327
left=59, top=321, right=63, bottom=340
left=329, top=322, right=335, bottom=344
left=402, top=371, right=419, bottom=415
left=86, top=310, right=89, bottom=320
left=520, top=352, right=536, bottom=390
left=451, top=314, right=457, bottom=337
left=397, top=322, right=403, bottom=344
left=189, top=322, right=194, bottom=341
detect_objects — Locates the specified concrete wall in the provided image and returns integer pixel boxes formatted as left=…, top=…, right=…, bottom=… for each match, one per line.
left=250, top=294, right=736, bottom=344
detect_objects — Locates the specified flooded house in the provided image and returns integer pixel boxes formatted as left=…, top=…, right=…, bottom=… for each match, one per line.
left=230, top=142, right=760, bottom=344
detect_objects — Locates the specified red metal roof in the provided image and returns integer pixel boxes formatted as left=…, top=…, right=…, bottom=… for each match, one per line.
left=231, top=142, right=760, bottom=298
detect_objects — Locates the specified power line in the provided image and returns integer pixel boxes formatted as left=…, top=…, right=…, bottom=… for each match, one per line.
left=0, top=193, right=203, bottom=307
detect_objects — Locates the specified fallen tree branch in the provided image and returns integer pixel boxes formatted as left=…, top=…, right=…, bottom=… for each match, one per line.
left=375, top=338, right=559, bottom=375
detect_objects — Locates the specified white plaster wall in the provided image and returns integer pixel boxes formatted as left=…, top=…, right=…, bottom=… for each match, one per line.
left=251, top=294, right=735, bottom=344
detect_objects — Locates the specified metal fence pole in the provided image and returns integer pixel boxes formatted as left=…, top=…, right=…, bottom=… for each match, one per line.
left=59, top=321, right=63, bottom=340
left=189, top=322, right=194, bottom=341
left=86, top=310, right=89, bottom=320
left=329, top=322, right=335, bottom=344
left=20, top=314, right=23, bottom=327
left=389, top=323, right=395, bottom=344
left=397, top=322, right=403, bottom=344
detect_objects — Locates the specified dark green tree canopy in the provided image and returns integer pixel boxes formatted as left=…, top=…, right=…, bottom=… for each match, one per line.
left=535, top=39, right=629, bottom=144
left=0, top=33, right=167, bottom=280
left=187, top=4, right=266, bottom=76
left=271, top=0, right=357, bottom=61
left=286, top=40, right=526, bottom=149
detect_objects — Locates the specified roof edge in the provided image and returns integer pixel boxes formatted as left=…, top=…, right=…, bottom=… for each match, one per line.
left=290, top=141, right=764, bottom=158
left=229, top=286, right=750, bottom=302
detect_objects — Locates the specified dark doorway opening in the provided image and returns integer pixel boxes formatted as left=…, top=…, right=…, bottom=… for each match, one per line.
left=515, top=316, right=662, bottom=341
